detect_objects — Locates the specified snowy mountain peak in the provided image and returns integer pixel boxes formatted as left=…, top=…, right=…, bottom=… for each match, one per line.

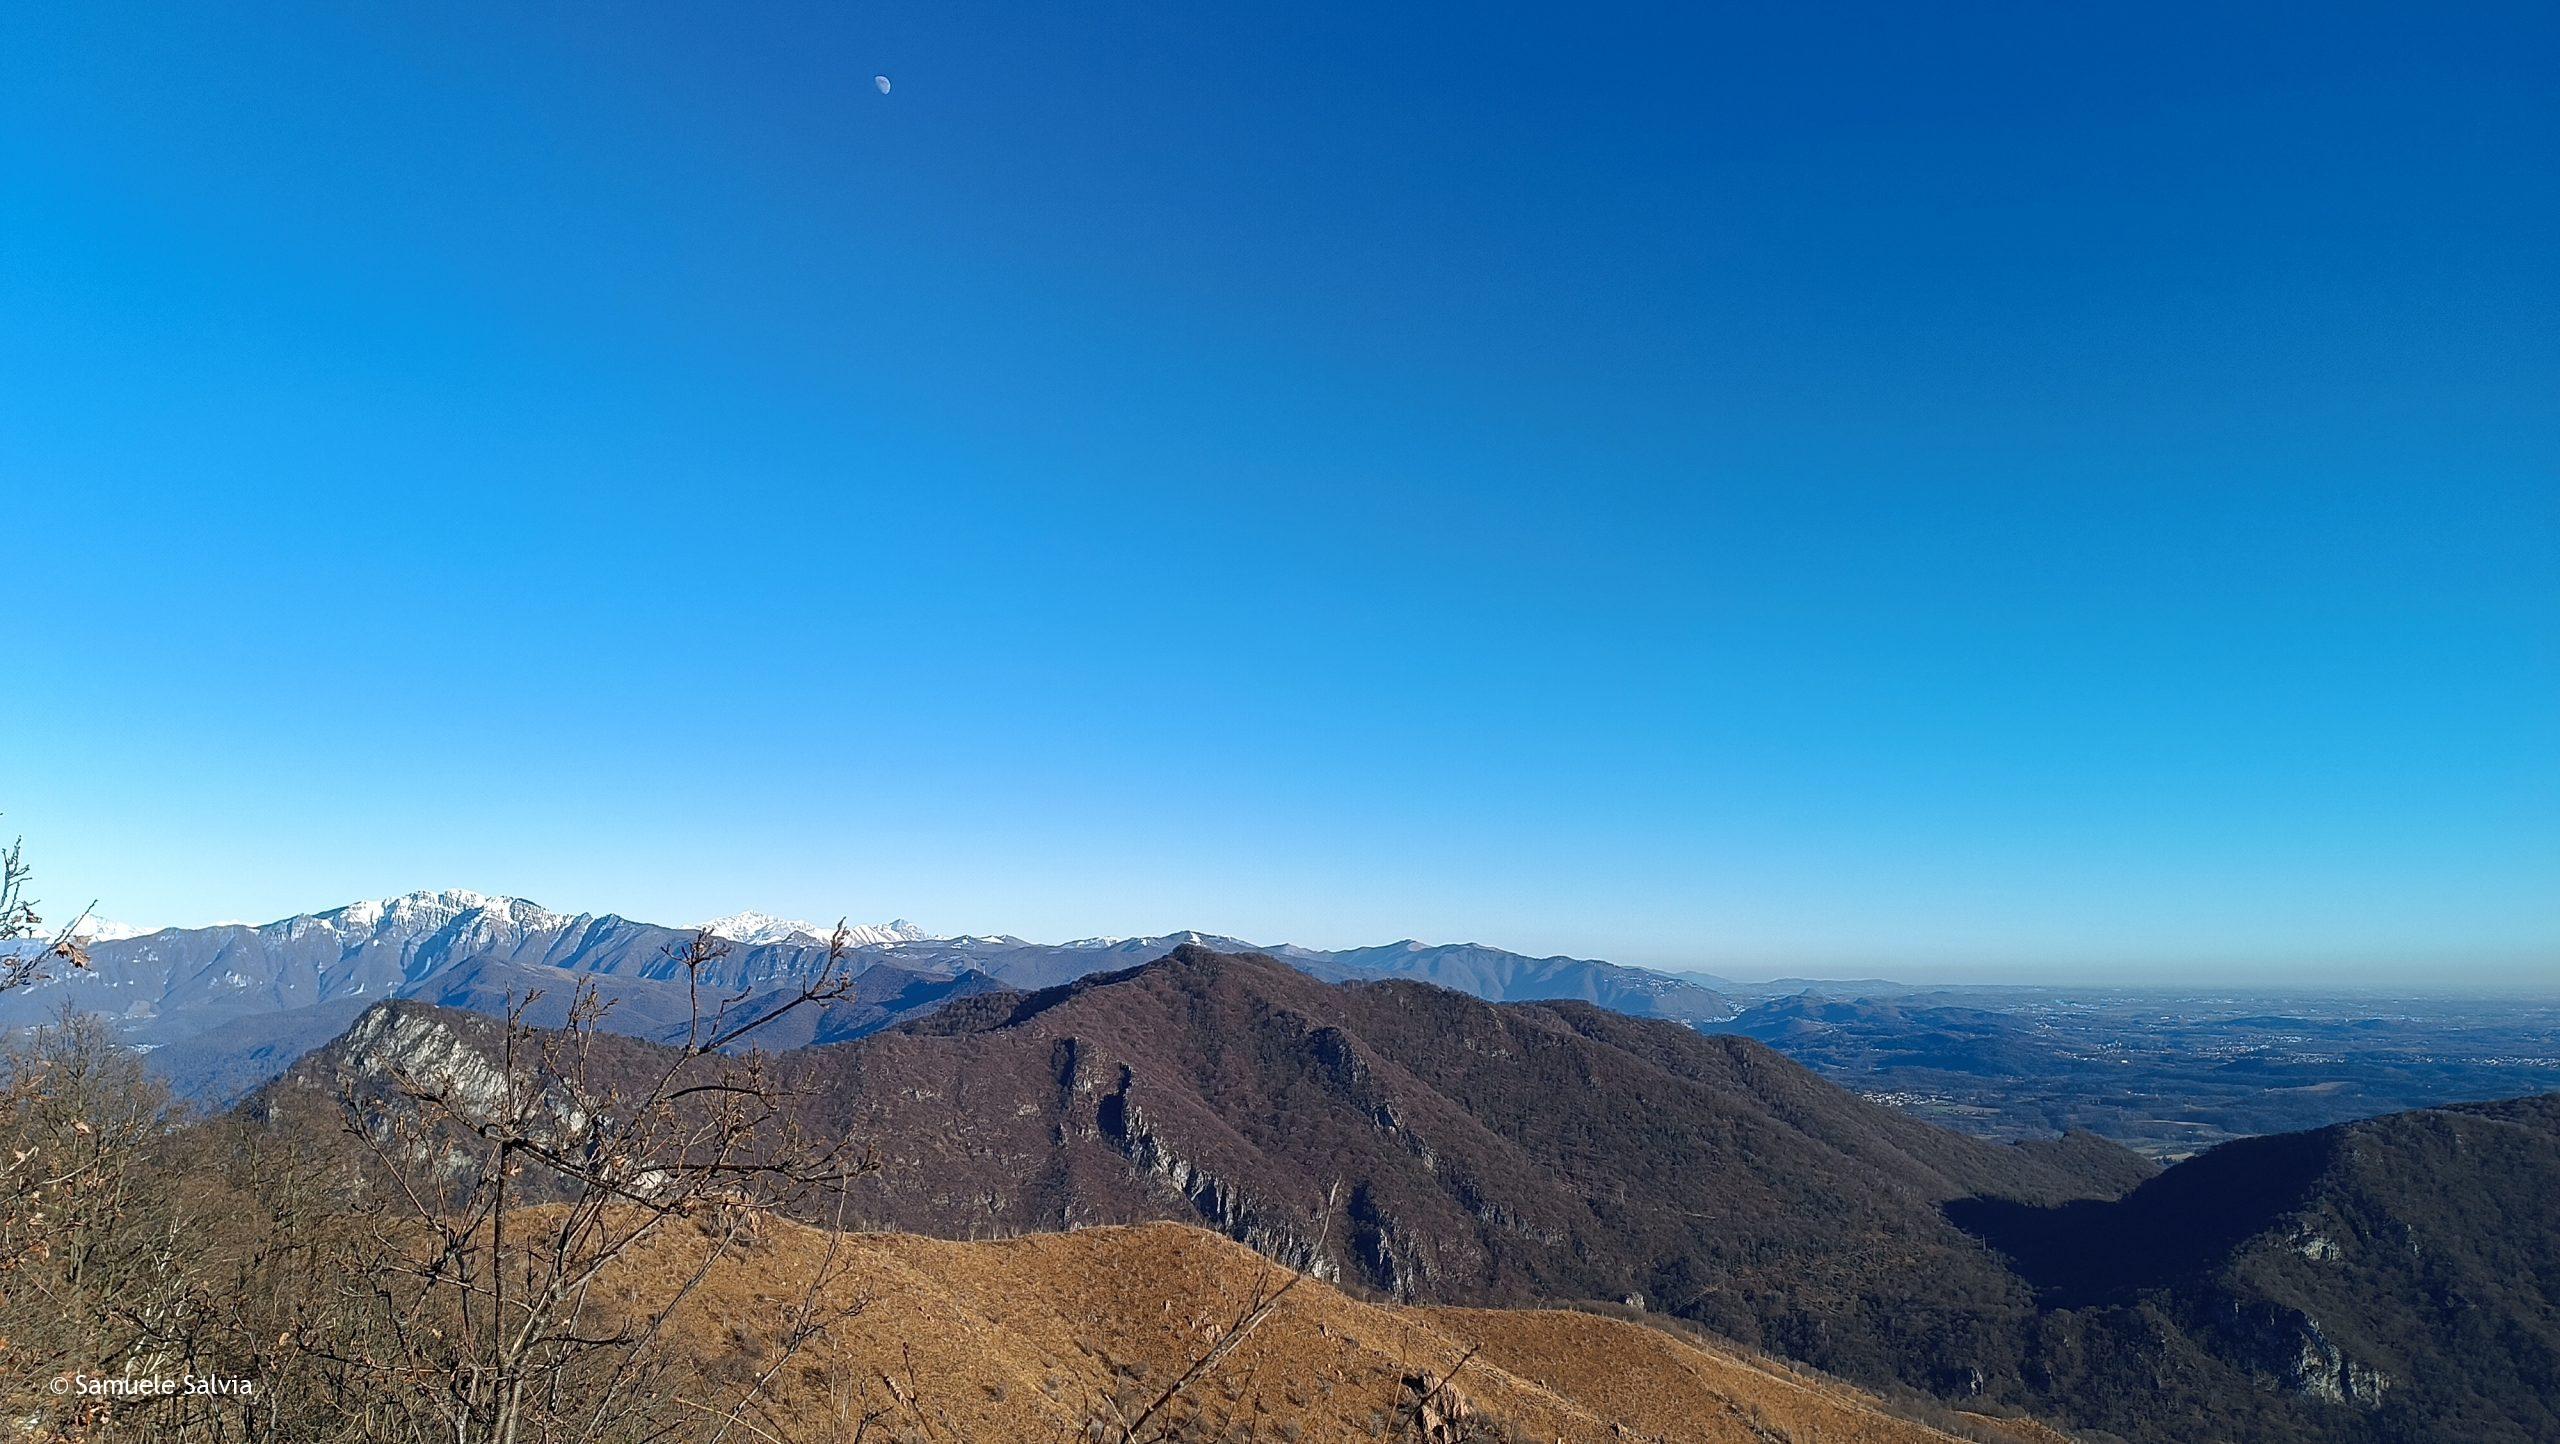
left=287, top=890, right=567, bottom=945
left=65, top=915, right=148, bottom=943
left=698, top=912, right=929, bottom=948
left=0, top=914, right=148, bottom=953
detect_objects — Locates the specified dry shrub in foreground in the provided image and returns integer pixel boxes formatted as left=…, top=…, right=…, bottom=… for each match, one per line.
left=282, top=926, right=882, bottom=1444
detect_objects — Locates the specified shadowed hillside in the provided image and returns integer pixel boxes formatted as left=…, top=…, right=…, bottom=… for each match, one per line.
left=1949, top=1093, right=2560, bottom=1444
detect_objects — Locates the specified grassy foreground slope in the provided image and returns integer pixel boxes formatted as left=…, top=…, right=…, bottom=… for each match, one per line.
left=620, top=1215, right=2037, bottom=1443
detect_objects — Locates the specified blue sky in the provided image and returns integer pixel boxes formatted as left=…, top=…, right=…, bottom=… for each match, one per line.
left=4, top=2, right=2554, bottom=987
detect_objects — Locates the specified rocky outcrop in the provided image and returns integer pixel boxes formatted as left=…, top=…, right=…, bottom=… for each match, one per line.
left=1095, top=1060, right=1339, bottom=1279
left=2214, top=1300, right=2392, bottom=1408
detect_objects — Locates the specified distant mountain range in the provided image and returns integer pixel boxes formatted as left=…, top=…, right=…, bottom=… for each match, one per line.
left=1, top=888, right=1735, bottom=1099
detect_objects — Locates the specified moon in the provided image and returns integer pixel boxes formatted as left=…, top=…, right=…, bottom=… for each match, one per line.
left=874, top=75, right=892, bottom=95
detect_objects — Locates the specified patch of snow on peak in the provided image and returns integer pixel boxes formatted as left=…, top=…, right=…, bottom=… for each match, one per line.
left=699, top=913, right=930, bottom=948
left=699, top=911, right=827, bottom=945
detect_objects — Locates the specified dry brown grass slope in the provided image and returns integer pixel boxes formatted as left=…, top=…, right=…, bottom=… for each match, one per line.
left=1417, top=1308, right=2055, bottom=1444
left=615, top=1215, right=2010, bottom=1444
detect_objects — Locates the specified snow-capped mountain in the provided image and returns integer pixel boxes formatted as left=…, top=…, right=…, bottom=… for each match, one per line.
left=10, top=890, right=588, bottom=1016
left=3, top=913, right=150, bottom=950
left=0, top=889, right=935, bottom=1100
left=282, top=889, right=567, bottom=950
left=696, top=912, right=928, bottom=948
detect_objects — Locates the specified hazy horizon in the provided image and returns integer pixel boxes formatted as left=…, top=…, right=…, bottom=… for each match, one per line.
left=8, top=2, right=2553, bottom=990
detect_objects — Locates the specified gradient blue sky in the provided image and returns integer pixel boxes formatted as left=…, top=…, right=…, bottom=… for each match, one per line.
left=4, top=2, right=2554, bottom=987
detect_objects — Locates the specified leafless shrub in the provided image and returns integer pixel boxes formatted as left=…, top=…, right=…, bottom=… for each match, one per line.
left=286, top=922, right=885, bottom=1444
left=0, top=1013, right=237, bottom=1442
left=0, top=827, right=94, bottom=996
